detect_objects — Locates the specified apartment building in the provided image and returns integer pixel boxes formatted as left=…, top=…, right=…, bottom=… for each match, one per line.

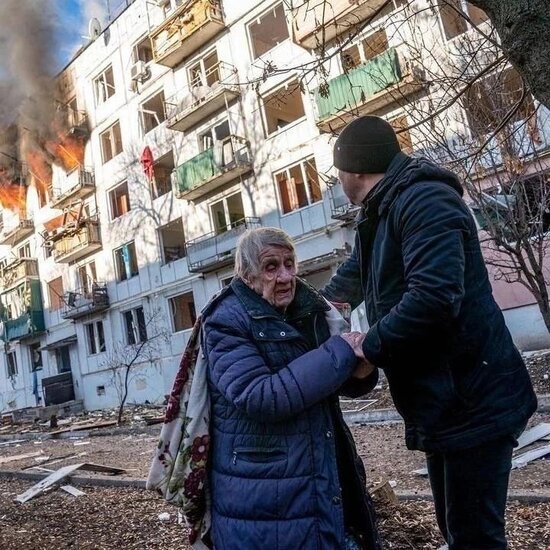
left=0, top=0, right=548, bottom=414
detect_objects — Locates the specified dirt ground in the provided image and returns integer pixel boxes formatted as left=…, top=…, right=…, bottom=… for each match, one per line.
left=0, top=353, right=548, bottom=549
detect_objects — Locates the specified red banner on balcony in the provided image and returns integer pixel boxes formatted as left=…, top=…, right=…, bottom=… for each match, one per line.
left=141, top=146, right=154, bottom=182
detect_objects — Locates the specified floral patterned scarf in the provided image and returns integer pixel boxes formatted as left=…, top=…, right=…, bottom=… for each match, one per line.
left=146, top=300, right=349, bottom=549
left=146, top=318, right=212, bottom=549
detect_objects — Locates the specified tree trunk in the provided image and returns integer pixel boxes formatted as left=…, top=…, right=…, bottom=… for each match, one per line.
left=117, top=366, right=131, bottom=426
left=470, top=0, right=550, bottom=108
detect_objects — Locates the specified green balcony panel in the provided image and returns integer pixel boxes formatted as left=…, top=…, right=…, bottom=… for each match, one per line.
left=175, top=147, right=220, bottom=194
left=315, top=48, right=402, bottom=121
left=1, top=280, right=45, bottom=342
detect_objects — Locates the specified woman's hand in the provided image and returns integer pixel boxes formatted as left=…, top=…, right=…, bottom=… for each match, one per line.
left=340, top=332, right=376, bottom=379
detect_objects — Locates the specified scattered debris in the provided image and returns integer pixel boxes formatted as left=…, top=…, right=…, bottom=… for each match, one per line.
left=0, top=452, right=44, bottom=465
left=158, top=512, right=171, bottom=523
left=371, top=479, right=398, bottom=505
left=511, top=444, right=550, bottom=470
left=15, top=463, right=126, bottom=504
left=49, top=420, right=118, bottom=437
left=60, top=485, right=86, bottom=498
left=516, top=423, right=550, bottom=451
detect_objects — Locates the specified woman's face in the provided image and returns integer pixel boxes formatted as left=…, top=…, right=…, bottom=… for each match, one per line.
left=248, top=245, right=297, bottom=311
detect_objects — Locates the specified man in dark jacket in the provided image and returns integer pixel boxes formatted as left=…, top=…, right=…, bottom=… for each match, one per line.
left=322, top=116, right=537, bottom=550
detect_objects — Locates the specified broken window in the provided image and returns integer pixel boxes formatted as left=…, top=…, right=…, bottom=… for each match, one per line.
left=249, top=3, right=289, bottom=59
left=152, top=151, right=175, bottom=198
left=210, top=192, right=245, bottom=234
left=341, top=29, right=389, bottom=70
left=93, top=65, right=116, bottom=105
left=48, top=277, right=64, bottom=311
left=275, top=157, right=322, bottom=214
left=438, top=0, right=488, bottom=40
left=390, top=115, right=413, bottom=153
left=133, top=36, right=154, bottom=64
left=463, top=67, right=534, bottom=138
left=100, top=121, right=123, bottom=163
left=109, top=181, right=131, bottom=219
left=159, top=218, right=186, bottom=264
left=17, top=243, right=31, bottom=258
left=169, top=291, right=197, bottom=332
left=198, top=120, right=230, bottom=152
left=85, top=321, right=106, bottom=355
left=123, top=306, right=147, bottom=344
left=114, top=242, right=139, bottom=281
left=263, top=80, right=306, bottom=135
left=189, top=51, right=220, bottom=89
left=29, top=343, right=43, bottom=372
left=6, top=351, right=18, bottom=378
left=140, top=91, right=166, bottom=134
left=77, top=261, right=97, bottom=296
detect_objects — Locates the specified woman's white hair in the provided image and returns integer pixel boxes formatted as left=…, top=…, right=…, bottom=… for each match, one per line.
left=235, top=227, right=296, bottom=279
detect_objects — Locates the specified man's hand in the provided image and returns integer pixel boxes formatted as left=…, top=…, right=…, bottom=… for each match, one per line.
left=340, top=332, right=376, bottom=379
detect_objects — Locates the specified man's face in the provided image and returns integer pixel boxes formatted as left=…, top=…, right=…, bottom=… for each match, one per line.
left=248, top=245, right=297, bottom=311
left=338, top=169, right=385, bottom=205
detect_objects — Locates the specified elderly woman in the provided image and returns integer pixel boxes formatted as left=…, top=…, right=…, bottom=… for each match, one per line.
left=202, top=227, right=380, bottom=550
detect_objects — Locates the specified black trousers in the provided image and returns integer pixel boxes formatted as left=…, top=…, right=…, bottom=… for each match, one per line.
left=426, top=436, right=515, bottom=550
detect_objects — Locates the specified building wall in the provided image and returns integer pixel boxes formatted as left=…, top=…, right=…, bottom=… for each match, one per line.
left=0, top=0, right=548, bottom=413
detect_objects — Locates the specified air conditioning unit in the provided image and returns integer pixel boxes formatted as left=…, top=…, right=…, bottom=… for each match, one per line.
left=130, top=60, right=149, bottom=83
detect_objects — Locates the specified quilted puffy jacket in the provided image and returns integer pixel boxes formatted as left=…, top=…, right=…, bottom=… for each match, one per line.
left=202, top=277, right=380, bottom=550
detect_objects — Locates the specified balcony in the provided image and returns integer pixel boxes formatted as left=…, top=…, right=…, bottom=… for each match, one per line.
left=48, top=218, right=101, bottom=264
left=329, top=181, right=360, bottom=221
left=50, top=168, right=95, bottom=210
left=149, top=0, right=225, bottom=68
left=186, top=217, right=261, bottom=273
left=55, top=105, right=89, bottom=137
left=292, top=0, right=389, bottom=50
left=0, top=280, right=45, bottom=342
left=165, top=62, right=240, bottom=132
left=0, top=219, right=34, bottom=246
left=61, top=283, right=109, bottom=320
left=314, top=48, right=425, bottom=132
left=0, top=258, right=39, bottom=292
left=174, top=136, right=252, bottom=201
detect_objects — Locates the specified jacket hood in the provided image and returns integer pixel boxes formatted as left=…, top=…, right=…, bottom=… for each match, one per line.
left=364, top=152, right=463, bottom=216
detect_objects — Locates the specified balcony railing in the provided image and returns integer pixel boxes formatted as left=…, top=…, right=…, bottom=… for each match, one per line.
left=150, top=0, right=225, bottom=68
left=49, top=218, right=102, bottom=264
left=314, top=48, right=425, bottom=132
left=0, top=280, right=45, bottom=342
left=174, top=136, right=253, bottom=200
left=0, top=258, right=39, bottom=292
left=186, top=217, right=261, bottom=273
left=0, top=219, right=34, bottom=246
left=329, top=181, right=360, bottom=221
left=292, top=0, right=388, bottom=49
left=50, top=168, right=95, bottom=209
left=61, top=282, right=110, bottom=320
left=165, top=61, right=240, bottom=132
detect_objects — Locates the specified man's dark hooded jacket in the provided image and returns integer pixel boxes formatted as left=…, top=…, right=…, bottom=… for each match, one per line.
left=323, top=153, right=537, bottom=452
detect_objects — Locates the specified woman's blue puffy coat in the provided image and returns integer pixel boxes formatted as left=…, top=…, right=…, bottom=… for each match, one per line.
left=202, top=278, right=379, bottom=550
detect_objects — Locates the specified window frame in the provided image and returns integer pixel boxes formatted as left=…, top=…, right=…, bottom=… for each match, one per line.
left=100, top=120, right=123, bottom=164
left=169, top=291, right=197, bottom=333
left=6, top=351, right=18, bottom=378
left=261, top=78, right=307, bottom=137
left=132, top=35, right=154, bottom=65
left=158, top=218, right=187, bottom=264
left=274, top=157, right=323, bottom=216
left=114, top=241, right=139, bottom=282
left=93, top=65, right=116, bottom=105
left=109, top=181, right=131, bottom=220
left=47, top=276, right=65, bottom=311
left=85, top=320, right=106, bottom=356
left=247, top=2, right=290, bottom=61
left=209, top=191, right=245, bottom=234
left=139, top=90, right=167, bottom=135
left=122, top=306, right=148, bottom=345
left=437, top=0, right=488, bottom=42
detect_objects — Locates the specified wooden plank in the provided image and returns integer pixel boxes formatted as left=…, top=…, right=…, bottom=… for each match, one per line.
left=515, top=423, right=550, bottom=451
left=60, top=485, right=86, bottom=497
left=0, top=439, right=27, bottom=447
left=15, top=462, right=125, bottom=503
left=49, top=420, right=117, bottom=436
left=511, top=444, right=550, bottom=470
left=0, top=451, right=43, bottom=465
left=15, top=463, right=85, bottom=503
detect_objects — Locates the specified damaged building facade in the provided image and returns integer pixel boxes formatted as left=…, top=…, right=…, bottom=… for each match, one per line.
left=1, top=0, right=549, bottom=414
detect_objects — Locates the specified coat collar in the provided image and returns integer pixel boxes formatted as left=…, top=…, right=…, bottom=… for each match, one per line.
left=231, top=277, right=329, bottom=320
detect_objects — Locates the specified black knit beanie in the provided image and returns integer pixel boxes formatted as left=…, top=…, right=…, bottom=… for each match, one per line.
left=333, top=116, right=401, bottom=174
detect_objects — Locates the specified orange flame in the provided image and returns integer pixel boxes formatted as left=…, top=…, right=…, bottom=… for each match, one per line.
left=26, top=149, right=52, bottom=206
left=0, top=168, right=27, bottom=213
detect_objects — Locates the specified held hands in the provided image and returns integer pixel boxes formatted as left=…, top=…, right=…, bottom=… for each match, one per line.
left=340, top=332, right=376, bottom=379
